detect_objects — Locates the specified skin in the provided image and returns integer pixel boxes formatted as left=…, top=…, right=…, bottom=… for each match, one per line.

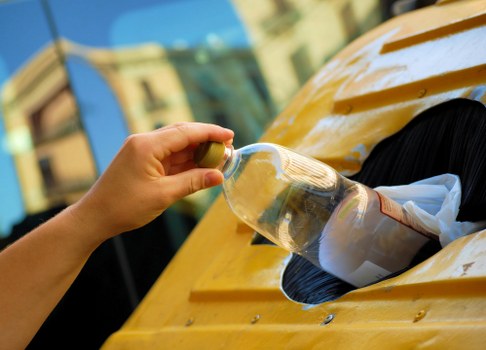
left=0, top=122, right=234, bottom=350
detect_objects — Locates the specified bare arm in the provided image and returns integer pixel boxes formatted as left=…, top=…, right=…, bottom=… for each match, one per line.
left=0, top=122, right=234, bottom=350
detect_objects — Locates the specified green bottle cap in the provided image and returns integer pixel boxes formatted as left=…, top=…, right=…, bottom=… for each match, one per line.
left=194, top=141, right=226, bottom=168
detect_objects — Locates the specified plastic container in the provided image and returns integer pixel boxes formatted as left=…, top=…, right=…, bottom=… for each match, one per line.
left=195, top=142, right=435, bottom=287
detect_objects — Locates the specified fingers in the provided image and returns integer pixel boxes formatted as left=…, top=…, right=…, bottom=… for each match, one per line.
left=160, top=169, right=224, bottom=203
left=162, top=148, right=200, bottom=175
left=165, top=148, right=195, bottom=166
left=151, top=123, right=234, bottom=160
left=166, top=160, right=196, bottom=176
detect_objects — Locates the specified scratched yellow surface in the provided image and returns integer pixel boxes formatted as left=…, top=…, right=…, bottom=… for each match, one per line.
left=102, top=1, right=486, bottom=348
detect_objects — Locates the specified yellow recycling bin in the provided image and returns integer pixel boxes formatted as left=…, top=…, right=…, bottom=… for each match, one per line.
left=102, top=1, right=486, bottom=348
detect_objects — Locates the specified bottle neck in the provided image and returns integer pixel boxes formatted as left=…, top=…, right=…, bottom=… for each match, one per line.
left=221, top=145, right=240, bottom=179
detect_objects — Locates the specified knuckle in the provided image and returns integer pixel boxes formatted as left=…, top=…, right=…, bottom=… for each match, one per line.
left=172, top=122, right=191, bottom=137
left=123, top=133, right=151, bottom=153
left=172, top=122, right=189, bottom=129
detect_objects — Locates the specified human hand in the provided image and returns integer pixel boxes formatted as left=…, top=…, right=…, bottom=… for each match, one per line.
left=70, top=122, right=234, bottom=243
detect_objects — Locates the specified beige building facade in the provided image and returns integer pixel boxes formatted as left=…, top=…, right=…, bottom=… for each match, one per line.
left=1, top=44, right=96, bottom=214
left=232, top=0, right=381, bottom=111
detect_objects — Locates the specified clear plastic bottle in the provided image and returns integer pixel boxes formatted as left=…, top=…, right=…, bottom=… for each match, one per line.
left=195, top=141, right=436, bottom=287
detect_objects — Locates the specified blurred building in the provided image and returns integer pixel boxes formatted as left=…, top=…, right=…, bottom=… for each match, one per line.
left=64, top=41, right=194, bottom=134
left=232, top=0, right=381, bottom=111
left=1, top=39, right=275, bottom=217
left=65, top=40, right=274, bottom=149
left=1, top=44, right=96, bottom=214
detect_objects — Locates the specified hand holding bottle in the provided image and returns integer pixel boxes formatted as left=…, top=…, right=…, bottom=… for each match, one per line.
left=72, top=122, right=234, bottom=242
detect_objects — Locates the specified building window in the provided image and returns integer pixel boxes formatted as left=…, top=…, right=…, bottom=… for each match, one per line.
left=273, top=0, right=293, bottom=15
left=29, top=109, right=44, bottom=143
left=341, top=2, right=359, bottom=40
left=261, top=0, right=300, bottom=36
left=38, top=156, right=57, bottom=190
left=141, top=80, right=157, bottom=105
left=140, top=79, right=167, bottom=112
left=290, top=46, right=313, bottom=86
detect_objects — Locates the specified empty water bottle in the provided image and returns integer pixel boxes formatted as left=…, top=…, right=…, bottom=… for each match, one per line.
left=195, top=141, right=436, bottom=287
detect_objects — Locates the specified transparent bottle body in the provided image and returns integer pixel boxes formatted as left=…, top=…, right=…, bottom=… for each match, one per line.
left=221, top=143, right=430, bottom=287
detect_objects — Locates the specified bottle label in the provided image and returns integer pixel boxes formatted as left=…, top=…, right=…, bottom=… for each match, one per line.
left=346, top=260, right=391, bottom=287
left=376, top=192, right=438, bottom=240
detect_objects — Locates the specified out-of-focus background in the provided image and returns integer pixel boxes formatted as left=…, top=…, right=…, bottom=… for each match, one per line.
left=0, top=0, right=433, bottom=348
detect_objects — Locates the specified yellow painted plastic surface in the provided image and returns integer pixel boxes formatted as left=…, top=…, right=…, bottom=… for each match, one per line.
left=102, top=1, right=486, bottom=349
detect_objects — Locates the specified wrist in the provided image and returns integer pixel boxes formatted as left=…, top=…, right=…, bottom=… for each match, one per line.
left=63, top=200, right=113, bottom=251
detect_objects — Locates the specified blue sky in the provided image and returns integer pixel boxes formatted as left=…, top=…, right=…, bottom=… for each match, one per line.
left=49, top=0, right=249, bottom=48
left=0, top=0, right=249, bottom=235
left=0, top=0, right=53, bottom=73
left=0, top=55, right=23, bottom=236
left=0, top=0, right=249, bottom=71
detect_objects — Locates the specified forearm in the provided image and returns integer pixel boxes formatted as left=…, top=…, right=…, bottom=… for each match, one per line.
left=0, top=206, right=105, bottom=350
left=0, top=122, right=233, bottom=349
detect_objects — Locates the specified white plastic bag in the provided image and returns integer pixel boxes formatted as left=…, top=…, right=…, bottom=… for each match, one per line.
left=374, top=174, right=486, bottom=246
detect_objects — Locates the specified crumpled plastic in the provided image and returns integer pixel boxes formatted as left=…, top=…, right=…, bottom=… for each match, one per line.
left=374, top=174, right=486, bottom=247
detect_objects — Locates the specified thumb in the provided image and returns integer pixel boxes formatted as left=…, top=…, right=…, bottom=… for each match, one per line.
left=162, top=169, right=224, bottom=203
